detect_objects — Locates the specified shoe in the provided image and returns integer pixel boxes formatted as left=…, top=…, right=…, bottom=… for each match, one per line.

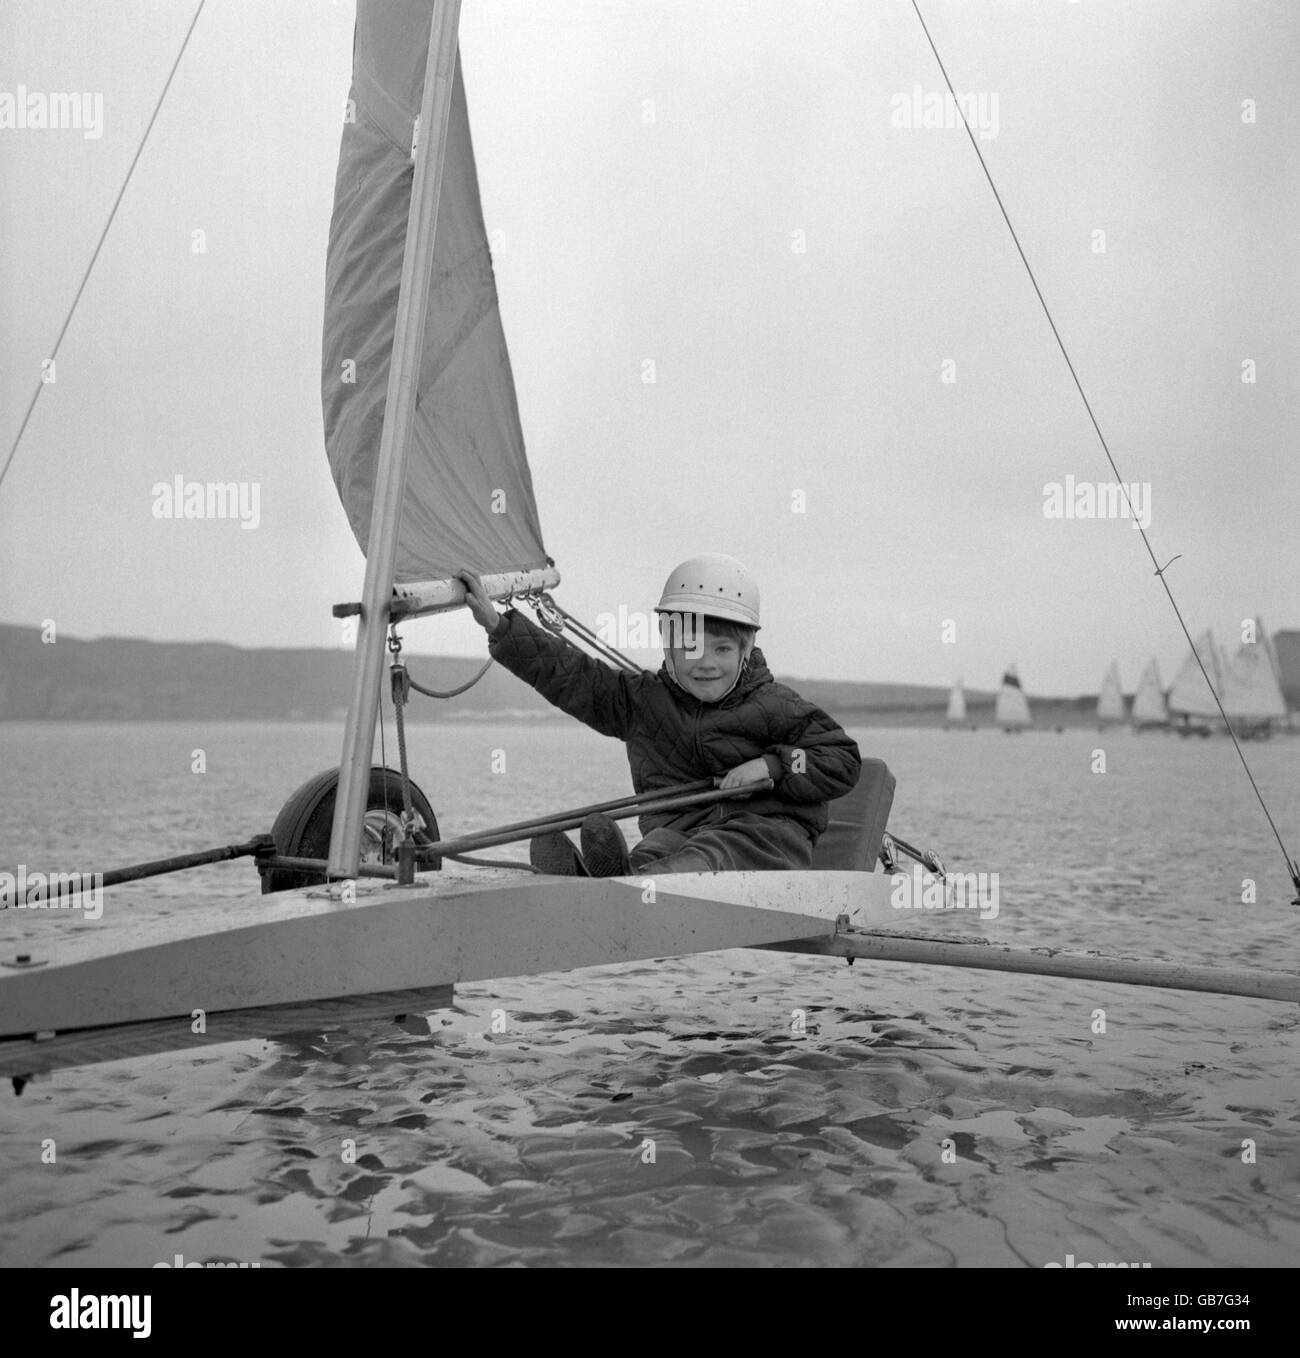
left=580, top=814, right=632, bottom=877
left=529, top=831, right=588, bottom=876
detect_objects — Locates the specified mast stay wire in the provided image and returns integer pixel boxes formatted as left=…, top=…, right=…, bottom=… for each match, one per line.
left=0, top=1, right=207, bottom=493
left=911, top=1, right=1299, bottom=904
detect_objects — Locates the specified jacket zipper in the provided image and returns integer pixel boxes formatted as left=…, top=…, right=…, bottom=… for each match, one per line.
left=692, top=704, right=723, bottom=821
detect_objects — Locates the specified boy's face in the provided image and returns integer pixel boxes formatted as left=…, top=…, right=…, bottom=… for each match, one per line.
left=668, top=625, right=743, bottom=702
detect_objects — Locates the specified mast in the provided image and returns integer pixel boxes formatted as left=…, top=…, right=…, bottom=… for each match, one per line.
left=328, top=0, right=463, bottom=880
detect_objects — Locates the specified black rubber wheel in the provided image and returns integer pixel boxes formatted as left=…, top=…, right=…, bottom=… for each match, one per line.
left=260, top=766, right=439, bottom=894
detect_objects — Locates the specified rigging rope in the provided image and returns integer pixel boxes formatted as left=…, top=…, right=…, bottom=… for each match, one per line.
left=527, top=592, right=646, bottom=674
left=391, top=665, right=415, bottom=826
left=445, top=852, right=539, bottom=872
left=911, top=1, right=1299, bottom=904
left=405, top=655, right=493, bottom=699
left=377, top=686, right=392, bottom=857
left=0, top=0, right=207, bottom=493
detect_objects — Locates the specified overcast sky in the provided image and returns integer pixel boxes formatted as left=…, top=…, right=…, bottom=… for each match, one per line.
left=2, top=0, right=1296, bottom=695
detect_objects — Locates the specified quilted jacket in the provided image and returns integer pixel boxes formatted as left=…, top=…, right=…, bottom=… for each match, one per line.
left=487, top=608, right=862, bottom=839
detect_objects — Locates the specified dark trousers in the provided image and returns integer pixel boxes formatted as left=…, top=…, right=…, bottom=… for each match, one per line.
left=629, top=812, right=813, bottom=874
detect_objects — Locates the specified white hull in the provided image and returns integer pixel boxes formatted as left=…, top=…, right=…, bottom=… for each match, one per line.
left=0, top=868, right=900, bottom=1041
left=7, top=864, right=1298, bottom=1080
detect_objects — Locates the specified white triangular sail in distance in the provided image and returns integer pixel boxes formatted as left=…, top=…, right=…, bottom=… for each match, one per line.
left=1130, top=659, right=1168, bottom=727
left=946, top=679, right=966, bottom=723
left=994, top=665, right=1031, bottom=729
left=1221, top=633, right=1287, bottom=722
left=1096, top=661, right=1125, bottom=724
left=1166, top=630, right=1223, bottom=719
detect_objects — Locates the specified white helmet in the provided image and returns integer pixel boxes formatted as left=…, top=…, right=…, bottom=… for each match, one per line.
left=654, top=553, right=760, bottom=630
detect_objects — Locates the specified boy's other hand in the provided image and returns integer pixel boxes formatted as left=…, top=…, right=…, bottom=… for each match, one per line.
left=718, top=758, right=771, bottom=792
left=456, top=570, right=501, bottom=632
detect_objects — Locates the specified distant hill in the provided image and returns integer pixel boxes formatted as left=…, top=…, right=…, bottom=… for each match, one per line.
left=0, top=623, right=998, bottom=722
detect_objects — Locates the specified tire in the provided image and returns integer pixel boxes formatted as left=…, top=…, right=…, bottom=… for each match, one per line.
left=261, top=766, right=439, bottom=894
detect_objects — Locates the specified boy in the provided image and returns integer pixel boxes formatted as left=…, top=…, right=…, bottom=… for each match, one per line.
left=457, top=554, right=861, bottom=876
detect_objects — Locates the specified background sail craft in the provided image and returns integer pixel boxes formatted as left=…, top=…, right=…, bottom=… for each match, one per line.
left=1218, top=632, right=1287, bottom=738
left=1163, top=626, right=1287, bottom=739
left=1130, top=658, right=1170, bottom=730
left=994, top=665, right=1031, bottom=732
left=1166, top=629, right=1222, bottom=735
left=1095, top=661, right=1125, bottom=727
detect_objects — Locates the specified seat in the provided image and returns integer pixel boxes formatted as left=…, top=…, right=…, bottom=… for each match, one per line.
left=810, top=758, right=895, bottom=871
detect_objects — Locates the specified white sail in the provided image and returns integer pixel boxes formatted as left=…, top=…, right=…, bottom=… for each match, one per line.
left=1131, top=659, right=1168, bottom=726
left=1166, top=630, right=1223, bottom=719
left=946, top=679, right=966, bottom=723
left=1221, top=638, right=1287, bottom=721
left=995, top=666, right=1031, bottom=729
left=1096, top=661, right=1125, bottom=724
left=322, top=0, right=551, bottom=585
